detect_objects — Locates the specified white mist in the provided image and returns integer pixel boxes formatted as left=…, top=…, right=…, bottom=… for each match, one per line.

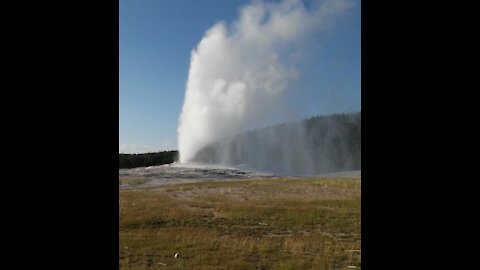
left=177, top=0, right=354, bottom=163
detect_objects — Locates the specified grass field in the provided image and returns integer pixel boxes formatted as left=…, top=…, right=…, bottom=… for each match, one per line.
left=119, top=177, right=361, bottom=269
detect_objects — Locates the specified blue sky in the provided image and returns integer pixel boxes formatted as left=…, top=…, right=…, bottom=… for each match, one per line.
left=119, top=0, right=360, bottom=153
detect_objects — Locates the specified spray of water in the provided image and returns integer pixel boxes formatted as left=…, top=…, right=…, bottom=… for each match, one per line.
left=177, top=0, right=354, bottom=164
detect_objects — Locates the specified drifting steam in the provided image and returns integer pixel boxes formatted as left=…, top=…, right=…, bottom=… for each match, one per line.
left=177, top=0, right=355, bottom=167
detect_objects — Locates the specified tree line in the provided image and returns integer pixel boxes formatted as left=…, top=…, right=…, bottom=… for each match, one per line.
left=119, top=151, right=178, bottom=169
left=193, top=112, right=361, bottom=175
left=119, top=112, right=360, bottom=173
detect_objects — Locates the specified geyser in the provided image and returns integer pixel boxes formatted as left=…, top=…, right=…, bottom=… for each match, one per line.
left=177, top=0, right=354, bottom=165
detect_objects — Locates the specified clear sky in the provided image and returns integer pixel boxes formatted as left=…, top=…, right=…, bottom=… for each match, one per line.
left=119, top=0, right=360, bottom=154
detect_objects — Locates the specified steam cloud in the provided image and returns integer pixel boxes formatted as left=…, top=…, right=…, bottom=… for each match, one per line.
left=178, top=0, right=355, bottom=163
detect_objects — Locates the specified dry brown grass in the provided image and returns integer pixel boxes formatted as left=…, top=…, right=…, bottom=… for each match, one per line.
left=120, top=177, right=360, bottom=269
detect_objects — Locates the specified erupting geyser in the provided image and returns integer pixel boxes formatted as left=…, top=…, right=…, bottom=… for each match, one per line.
left=177, top=0, right=355, bottom=168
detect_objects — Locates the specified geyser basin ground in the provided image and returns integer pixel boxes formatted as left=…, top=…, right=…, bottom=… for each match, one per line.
left=119, top=162, right=360, bottom=190
left=120, top=175, right=361, bottom=269
left=119, top=162, right=277, bottom=190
